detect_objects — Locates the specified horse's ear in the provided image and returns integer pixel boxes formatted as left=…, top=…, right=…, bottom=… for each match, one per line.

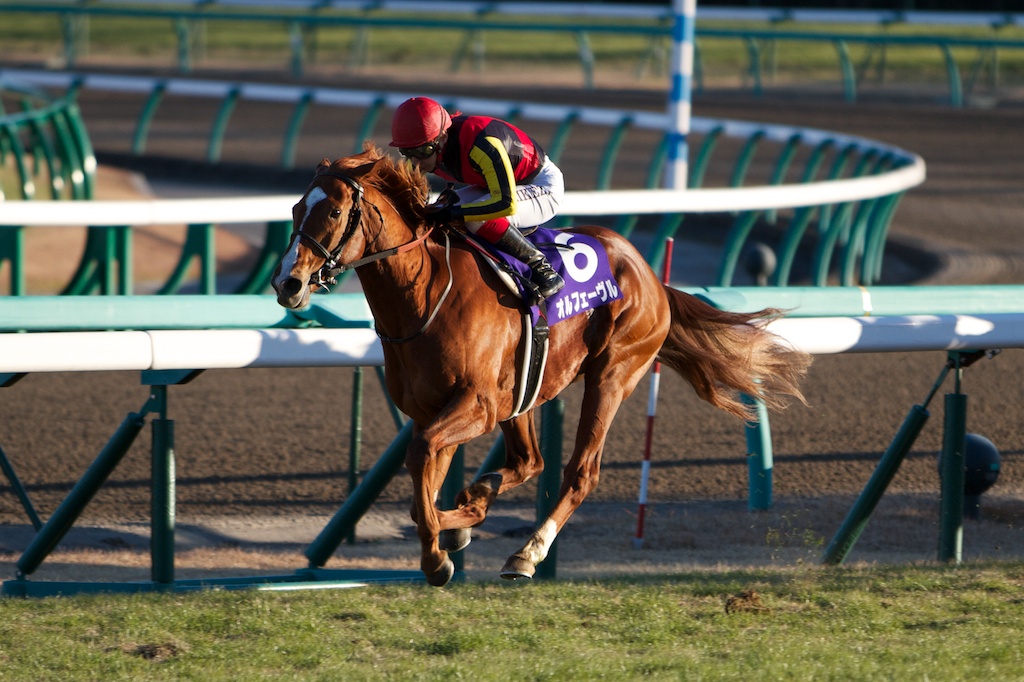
left=316, top=158, right=332, bottom=175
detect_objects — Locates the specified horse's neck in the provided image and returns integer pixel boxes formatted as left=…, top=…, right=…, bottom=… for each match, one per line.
left=356, top=237, right=440, bottom=331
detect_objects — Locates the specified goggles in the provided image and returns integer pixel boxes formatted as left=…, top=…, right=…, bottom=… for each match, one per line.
left=398, top=142, right=440, bottom=160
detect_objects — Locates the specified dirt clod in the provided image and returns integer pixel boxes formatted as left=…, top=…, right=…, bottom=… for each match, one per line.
left=725, top=590, right=770, bottom=615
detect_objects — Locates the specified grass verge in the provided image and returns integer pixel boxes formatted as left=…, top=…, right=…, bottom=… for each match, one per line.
left=1, top=562, right=1023, bottom=680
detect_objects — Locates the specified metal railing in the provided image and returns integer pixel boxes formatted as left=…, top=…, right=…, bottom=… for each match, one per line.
left=0, top=70, right=925, bottom=297
left=0, top=82, right=98, bottom=295
left=1, top=3, right=1022, bottom=103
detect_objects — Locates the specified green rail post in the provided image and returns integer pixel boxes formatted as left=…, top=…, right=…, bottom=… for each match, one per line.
left=233, top=220, right=293, bottom=295
left=743, top=36, right=763, bottom=96
left=833, top=39, right=857, bottom=103
left=289, top=20, right=304, bottom=78
left=821, top=359, right=951, bottom=565
left=545, top=112, right=578, bottom=165
left=16, top=412, right=146, bottom=577
left=742, top=393, right=773, bottom=511
left=939, top=43, right=964, bottom=107
left=175, top=17, right=193, bottom=73
left=150, top=385, right=176, bottom=585
left=50, top=106, right=87, bottom=199
left=863, top=191, right=905, bottom=284
left=0, top=444, right=43, bottom=531
left=156, top=224, right=214, bottom=295
left=821, top=404, right=930, bottom=565
left=305, top=420, right=414, bottom=568
left=347, top=25, right=370, bottom=69
left=595, top=116, right=632, bottom=190
left=132, top=81, right=167, bottom=156
left=346, top=366, right=363, bottom=546
left=0, top=123, right=35, bottom=199
left=352, top=97, right=386, bottom=154
left=281, top=91, right=313, bottom=169
left=810, top=143, right=859, bottom=285
left=938, top=353, right=968, bottom=564
left=207, top=87, right=240, bottom=164
left=450, top=28, right=485, bottom=74
left=770, top=137, right=832, bottom=272
left=534, top=398, right=564, bottom=580
left=26, top=113, right=64, bottom=198
left=574, top=30, right=595, bottom=89
left=0, top=225, right=26, bottom=295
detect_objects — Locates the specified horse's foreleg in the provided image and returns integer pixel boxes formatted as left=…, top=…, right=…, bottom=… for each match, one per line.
left=406, top=395, right=498, bottom=586
left=435, top=413, right=545, bottom=553
left=405, top=432, right=456, bottom=587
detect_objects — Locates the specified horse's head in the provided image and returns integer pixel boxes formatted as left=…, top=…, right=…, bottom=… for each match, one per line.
left=273, top=148, right=432, bottom=309
left=272, top=157, right=376, bottom=309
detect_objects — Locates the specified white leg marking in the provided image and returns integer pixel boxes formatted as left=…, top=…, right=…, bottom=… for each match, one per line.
left=521, top=519, right=558, bottom=564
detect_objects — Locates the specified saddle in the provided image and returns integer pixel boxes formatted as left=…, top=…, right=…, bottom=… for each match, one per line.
left=455, top=226, right=624, bottom=419
left=458, top=230, right=552, bottom=420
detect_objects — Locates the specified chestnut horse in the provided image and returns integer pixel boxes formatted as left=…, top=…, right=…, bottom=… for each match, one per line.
left=272, top=146, right=810, bottom=586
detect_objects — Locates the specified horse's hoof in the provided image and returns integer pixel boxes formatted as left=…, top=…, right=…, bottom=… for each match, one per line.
left=477, top=471, right=503, bottom=493
left=499, top=555, right=536, bottom=581
left=425, top=556, right=456, bottom=587
left=438, top=527, right=472, bottom=553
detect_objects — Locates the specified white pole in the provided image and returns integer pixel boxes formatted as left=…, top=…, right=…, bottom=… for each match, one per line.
left=633, top=238, right=674, bottom=550
left=665, top=0, right=696, bottom=190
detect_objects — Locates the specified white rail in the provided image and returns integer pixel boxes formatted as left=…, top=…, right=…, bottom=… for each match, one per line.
left=0, top=67, right=926, bottom=224
left=1, top=312, right=1020, bottom=374
left=0, top=159, right=925, bottom=226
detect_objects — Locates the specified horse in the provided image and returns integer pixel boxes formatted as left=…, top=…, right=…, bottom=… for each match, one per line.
left=272, top=145, right=811, bottom=587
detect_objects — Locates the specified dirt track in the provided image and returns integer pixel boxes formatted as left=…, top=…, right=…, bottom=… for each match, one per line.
left=2, top=69, right=1024, bottom=582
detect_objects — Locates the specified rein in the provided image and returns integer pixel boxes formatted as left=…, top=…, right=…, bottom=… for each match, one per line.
left=295, top=168, right=453, bottom=344
left=294, top=170, right=433, bottom=288
left=375, top=230, right=455, bottom=345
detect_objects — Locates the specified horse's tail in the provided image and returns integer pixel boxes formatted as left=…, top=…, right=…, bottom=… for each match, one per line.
left=658, top=286, right=811, bottom=420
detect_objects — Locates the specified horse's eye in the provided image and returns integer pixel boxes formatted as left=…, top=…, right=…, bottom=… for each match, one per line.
left=330, top=209, right=342, bottom=220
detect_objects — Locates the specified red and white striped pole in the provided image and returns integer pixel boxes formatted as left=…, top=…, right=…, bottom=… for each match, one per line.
left=634, top=237, right=673, bottom=550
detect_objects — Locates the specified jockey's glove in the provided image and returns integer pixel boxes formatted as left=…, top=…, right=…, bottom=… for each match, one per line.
left=425, top=201, right=463, bottom=227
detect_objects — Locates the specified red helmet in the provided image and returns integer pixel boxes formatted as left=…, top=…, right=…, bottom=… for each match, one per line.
left=389, top=97, right=453, bottom=148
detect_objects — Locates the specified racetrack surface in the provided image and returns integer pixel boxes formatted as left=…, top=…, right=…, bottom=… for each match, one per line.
left=2, top=71, right=1023, bottom=581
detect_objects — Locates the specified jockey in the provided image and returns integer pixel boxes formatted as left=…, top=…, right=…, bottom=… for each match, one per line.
left=389, top=96, right=565, bottom=300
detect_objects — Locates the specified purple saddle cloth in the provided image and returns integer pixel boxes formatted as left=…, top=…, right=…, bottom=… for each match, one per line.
left=487, top=227, right=623, bottom=324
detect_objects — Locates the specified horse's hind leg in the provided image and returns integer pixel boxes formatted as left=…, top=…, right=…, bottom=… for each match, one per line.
left=437, top=413, right=545, bottom=553
left=501, top=353, right=656, bottom=580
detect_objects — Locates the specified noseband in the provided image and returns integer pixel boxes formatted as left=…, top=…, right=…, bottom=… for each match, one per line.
left=293, top=170, right=434, bottom=291
left=295, top=171, right=372, bottom=290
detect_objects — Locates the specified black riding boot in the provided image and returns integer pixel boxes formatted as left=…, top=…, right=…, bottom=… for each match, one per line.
left=495, top=228, right=565, bottom=299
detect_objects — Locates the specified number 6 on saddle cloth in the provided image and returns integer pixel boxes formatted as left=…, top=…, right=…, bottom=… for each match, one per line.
left=459, top=226, right=625, bottom=418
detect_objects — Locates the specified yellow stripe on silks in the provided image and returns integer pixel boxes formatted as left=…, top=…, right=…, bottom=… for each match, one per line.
left=463, top=136, right=517, bottom=221
left=859, top=285, right=873, bottom=317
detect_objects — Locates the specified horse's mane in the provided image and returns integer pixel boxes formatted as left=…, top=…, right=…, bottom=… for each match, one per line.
left=327, top=143, right=430, bottom=227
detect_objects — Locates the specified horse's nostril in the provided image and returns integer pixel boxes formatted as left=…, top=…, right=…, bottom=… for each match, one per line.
left=281, top=277, right=302, bottom=297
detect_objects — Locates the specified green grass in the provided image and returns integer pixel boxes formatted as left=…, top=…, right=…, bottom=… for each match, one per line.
left=2, top=563, right=1024, bottom=680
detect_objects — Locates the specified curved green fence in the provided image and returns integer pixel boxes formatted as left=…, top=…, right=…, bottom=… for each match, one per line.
left=0, top=83, right=98, bottom=295
left=0, top=73, right=924, bottom=296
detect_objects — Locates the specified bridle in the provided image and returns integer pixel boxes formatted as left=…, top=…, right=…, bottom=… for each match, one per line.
left=291, top=168, right=453, bottom=344
left=293, top=170, right=434, bottom=290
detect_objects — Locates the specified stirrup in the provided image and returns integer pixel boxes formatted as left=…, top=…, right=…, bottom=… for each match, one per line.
left=531, top=262, right=564, bottom=299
